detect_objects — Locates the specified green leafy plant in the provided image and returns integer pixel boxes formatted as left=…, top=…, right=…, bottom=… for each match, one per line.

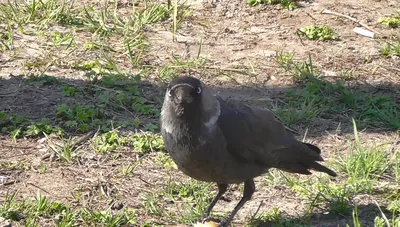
left=132, top=132, right=164, bottom=154
left=298, top=25, right=339, bottom=41
left=1, top=113, right=62, bottom=139
left=378, top=16, right=400, bottom=28
left=55, top=104, right=106, bottom=132
left=247, top=0, right=297, bottom=10
left=92, top=130, right=132, bottom=153
left=61, top=86, right=81, bottom=97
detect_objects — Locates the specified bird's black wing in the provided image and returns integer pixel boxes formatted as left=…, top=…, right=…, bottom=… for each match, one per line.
left=216, top=96, right=336, bottom=177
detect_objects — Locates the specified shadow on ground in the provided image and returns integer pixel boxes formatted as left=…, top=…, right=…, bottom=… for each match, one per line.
left=0, top=73, right=399, bottom=227
left=0, top=73, right=399, bottom=139
left=249, top=203, right=390, bottom=227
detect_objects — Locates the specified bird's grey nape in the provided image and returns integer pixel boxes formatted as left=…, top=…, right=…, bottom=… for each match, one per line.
left=160, top=91, right=176, bottom=134
left=201, top=85, right=221, bottom=129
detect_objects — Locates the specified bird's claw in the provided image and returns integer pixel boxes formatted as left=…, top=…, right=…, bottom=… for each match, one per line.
left=217, top=219, right=229, bottom=227
left=200, top=217, right=208, bottom=223
left=200, top=215, right=211, bottom=224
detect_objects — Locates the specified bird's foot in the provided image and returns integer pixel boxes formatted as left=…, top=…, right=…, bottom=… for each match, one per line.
left=200, top=213, right=211, bottom=223
left=217, top=219, right=231, bottom=227
left=200, top=217, right=209, bottom=223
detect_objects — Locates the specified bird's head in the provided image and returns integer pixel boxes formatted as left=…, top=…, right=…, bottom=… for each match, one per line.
left=163, top=76, right=204, bottom=117
left=161, top=76, right=220, bottom=130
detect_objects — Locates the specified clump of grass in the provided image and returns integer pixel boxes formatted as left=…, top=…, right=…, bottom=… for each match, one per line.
left=378, top=16, right=400, bottom=28
left=47, top=31, right=76, bottom=50
left=276, top=51, right=317, bottom=81
left=380, top=40, right=400, bottom=56
left=245, top=207, right=282, bottom=226
left=312, top=184, right=353, bottom=216
left=391, top=150, right=400, bottom=184
left=0, top=192, right=25, bottom=221
left=157, top=56, right=206, bottom=82
left=0, top=30, right=14, bottom=52
left=247, top=0, right=297, bottom=10
left=165, top=179, right=214, bottom=224
left=298, top=25, right=339, bottom=41
left=142, top=179, right=214, bottom=224
left=80, top=207, right=137, bottom=226
left=0, top=192, right=138, bottom=226
left=274, top=52, right=400, bottom=129
left=337, top=120, right=390, bottom=193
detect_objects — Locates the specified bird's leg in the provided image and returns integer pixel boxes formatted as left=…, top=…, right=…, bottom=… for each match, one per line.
left=202, top=183, right=228, bottom=222
left=218, top=179, right=255, bottom=227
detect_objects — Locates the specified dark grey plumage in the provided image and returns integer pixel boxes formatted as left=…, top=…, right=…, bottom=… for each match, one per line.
left=160, top=76, right=337, bottom=226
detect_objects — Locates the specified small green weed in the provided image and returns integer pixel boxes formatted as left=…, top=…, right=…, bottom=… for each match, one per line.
left=247, top=0, right=297, bottom=10
left=276, top=51, right=317, bottom=81
left=245, top=207, right=282, bottom=226
left=155, top=152, right=178, bottom=169
left=0, top=30, right=14, bottom=52
left=378, top=16, right=400, bottom=28
left=1, top=192, right=138, bottom=226
left=92, top=130, right=132, bottom=153
left=25, top=119, right=62, bottom=136
left=298, top=25, right=339, bottom=41
left=0, top=113, right=62, bottom=139
left=121, top=163, right=136, bottom=176
left=27, top=74, right=60, bottom=85
left=73, top=60, right=116, bottom=73
left=48, top=31, right=76, bottom=50
left=91, top=130, right=164, bottom=154
left=132, top=132, right=165, bottom=154
left=89, top=74, right=159, bottom=116
left=44, top=135, right=78, bottom=162
left=56, top=104, right=106, bottom=132
left=380, top=40, right=400, bottom=56
left=61, top=85, right=81, bottom=97
left=142, top=192, right=165, bottom=217
left=0, top=192, right=25, bottom=221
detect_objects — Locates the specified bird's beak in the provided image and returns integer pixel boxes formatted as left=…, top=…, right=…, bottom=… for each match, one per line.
left=175, top=87, right=194, bottom=104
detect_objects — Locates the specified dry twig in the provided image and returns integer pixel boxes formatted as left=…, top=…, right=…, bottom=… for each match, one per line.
left=321, top=9, right=382, bottom=35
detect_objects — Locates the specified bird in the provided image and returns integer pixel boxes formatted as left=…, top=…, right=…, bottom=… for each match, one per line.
left=159, top=76, right=337, bottom=227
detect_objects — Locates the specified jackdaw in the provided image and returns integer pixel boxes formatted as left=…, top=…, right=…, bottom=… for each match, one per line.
left=160, top=76, right=337, bottom=226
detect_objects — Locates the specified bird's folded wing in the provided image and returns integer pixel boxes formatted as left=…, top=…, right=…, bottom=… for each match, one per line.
left=216, top=97, right=321, bottom=168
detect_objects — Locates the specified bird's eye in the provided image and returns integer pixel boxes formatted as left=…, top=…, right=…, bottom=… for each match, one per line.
left=197, top=87, right=202, bottom=94
left=168, top=90, right=172, bottom=97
